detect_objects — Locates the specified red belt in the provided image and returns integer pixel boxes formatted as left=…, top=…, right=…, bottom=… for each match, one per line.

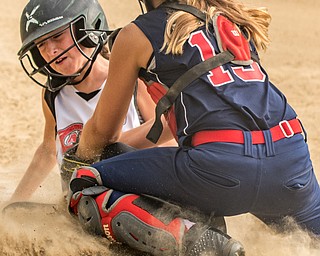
left=192, top=119, right=302, bottom=147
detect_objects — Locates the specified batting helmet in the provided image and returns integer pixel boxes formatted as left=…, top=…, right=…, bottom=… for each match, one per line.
left=18, top=0, right=109, bottom=92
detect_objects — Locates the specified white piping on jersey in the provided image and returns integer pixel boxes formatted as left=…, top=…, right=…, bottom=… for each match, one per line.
left=147, top=58, right=167, bottom=88
left=147, top=58, right=190, bottom=136
left=147, top=56, right=156, bottom=72
left=180, top=93, right=189, bottom=136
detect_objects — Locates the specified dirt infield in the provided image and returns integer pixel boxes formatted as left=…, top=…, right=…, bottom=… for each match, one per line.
left=0, top=0, right=319, bottom=255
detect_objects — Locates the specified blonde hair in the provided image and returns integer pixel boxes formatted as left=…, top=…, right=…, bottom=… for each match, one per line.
left=162, top=0, right=271, bottom=55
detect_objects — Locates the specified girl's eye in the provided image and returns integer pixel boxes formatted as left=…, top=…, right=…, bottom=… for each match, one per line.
left=37, top=41, right=45, bottom=49
left=36, top=29, right=67, bottom=49
left=53, top=30, right=66, bottom=40
left=53, top=33, right=62, bottom=39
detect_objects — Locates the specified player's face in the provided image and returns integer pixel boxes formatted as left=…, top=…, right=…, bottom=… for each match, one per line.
left=35, top=26, right=93, bottom=76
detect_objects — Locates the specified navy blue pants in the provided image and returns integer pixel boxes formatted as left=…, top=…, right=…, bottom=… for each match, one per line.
left=92, top=133, right=320, bottom=235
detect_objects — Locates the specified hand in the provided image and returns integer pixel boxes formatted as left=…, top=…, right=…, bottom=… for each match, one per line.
left=61, top=144, right=97, bottom=186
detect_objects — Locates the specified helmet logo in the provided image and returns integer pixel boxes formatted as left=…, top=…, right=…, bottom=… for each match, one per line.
left=25, top=5, right=40, bottom=32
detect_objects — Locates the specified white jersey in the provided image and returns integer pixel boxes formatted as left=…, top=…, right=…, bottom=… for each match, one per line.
left=54, top=81, right=140, bottom=165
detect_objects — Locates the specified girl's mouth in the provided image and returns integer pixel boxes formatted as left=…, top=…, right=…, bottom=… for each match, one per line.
left=55, top=56, right=67, bottom=64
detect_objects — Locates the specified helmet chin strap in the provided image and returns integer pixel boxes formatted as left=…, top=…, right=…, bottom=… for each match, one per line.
left=70, top=36, right=105, bottom=86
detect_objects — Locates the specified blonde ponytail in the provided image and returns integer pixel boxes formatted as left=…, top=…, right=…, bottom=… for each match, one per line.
left=161, top=0, right=271, bottom=55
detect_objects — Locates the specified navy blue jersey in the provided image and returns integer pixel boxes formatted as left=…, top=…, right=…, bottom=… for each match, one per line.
left=133, top=7, right=297, bottom=143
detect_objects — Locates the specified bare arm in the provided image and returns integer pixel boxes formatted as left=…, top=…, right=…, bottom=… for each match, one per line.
left=10, top=91, right=57, bottom=202
left=119, top=117, right=177, bottom=148
left=118, top=79, right=176, bottom=148
left=76, top=23, right=153, bottom=159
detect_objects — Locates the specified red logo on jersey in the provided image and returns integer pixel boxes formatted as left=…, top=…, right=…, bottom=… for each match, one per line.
left=57, top=123, right=83, bottom=153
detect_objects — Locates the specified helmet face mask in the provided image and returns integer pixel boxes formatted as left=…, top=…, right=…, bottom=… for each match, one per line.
left=18, top=0, right=109, bottom=92
left=20, top=17, right=105, bottom=92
